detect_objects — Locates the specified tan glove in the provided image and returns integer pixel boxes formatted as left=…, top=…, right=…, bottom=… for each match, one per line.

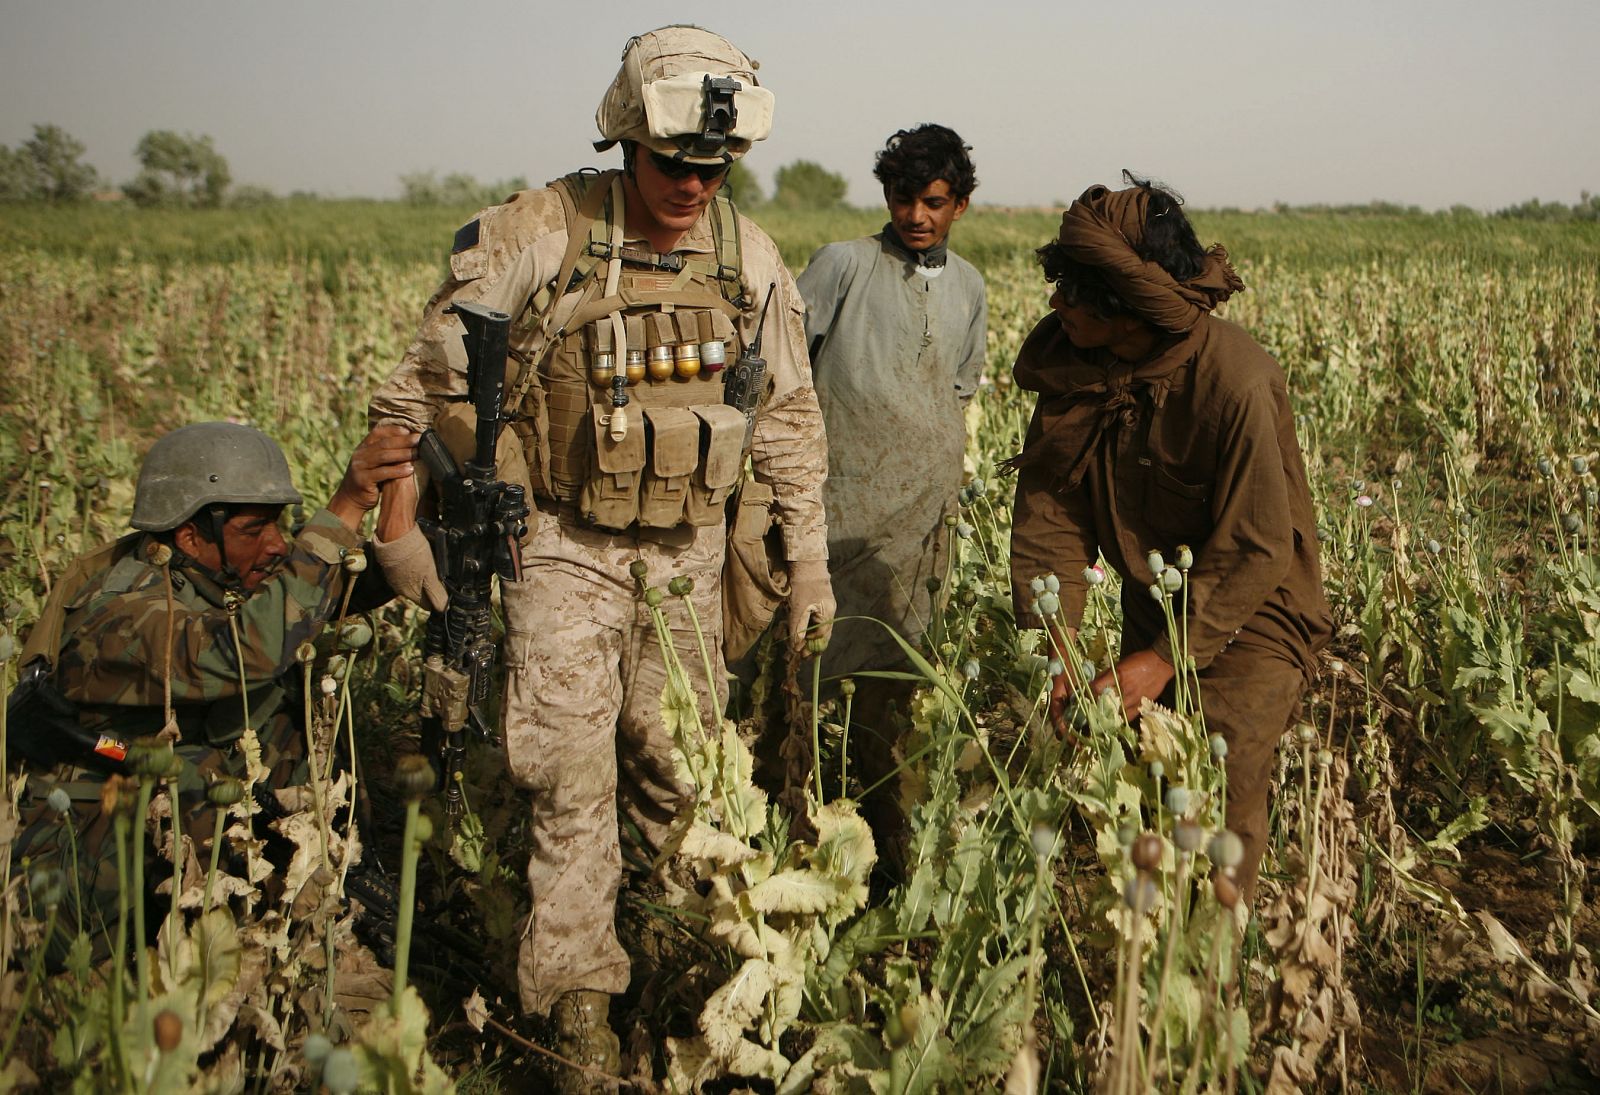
left=785, top=559, right=836, bottom=653
left=372, top=524, right=447, bottom=612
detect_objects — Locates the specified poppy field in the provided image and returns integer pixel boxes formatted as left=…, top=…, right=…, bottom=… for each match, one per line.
left=1, top=201, right=1599, bottom=1092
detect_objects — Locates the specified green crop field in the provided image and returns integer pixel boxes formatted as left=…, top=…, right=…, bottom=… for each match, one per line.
left=2, top=201, right=1600, bottom=1092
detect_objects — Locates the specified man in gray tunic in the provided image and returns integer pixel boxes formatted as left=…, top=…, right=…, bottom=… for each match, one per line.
left=797, top=124, right=986, bottom=871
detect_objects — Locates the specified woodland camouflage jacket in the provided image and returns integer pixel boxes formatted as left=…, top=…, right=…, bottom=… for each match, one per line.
left=47, top=508, right=367, bottom=747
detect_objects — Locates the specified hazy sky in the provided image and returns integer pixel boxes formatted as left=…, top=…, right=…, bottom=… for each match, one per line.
left=3, top=0, right=1596, bottom=211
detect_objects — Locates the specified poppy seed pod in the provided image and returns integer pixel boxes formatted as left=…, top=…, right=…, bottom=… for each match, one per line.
left=1213, top=871, right=1240, bottom=909
left=1208, top=830, right=1244, bottom=869
left=1131, top=833, right=1163, bottom=872
left=1123, top=875, right=1159, bottom=913
left=153, top=1009, right=184, bottom=1053
left=207, top=777, right=246, bottom=807
left=320, top=1047, right=361, bottom=1094
left=338, top=618, right=373, bottom=650
left=128, top=736, right=174, bottom=779
left=395, top=754, right=437, bottom=801
left=303, top=1033, right=333, bottom=1066
left=1174, top=820, right=1205, bottom=853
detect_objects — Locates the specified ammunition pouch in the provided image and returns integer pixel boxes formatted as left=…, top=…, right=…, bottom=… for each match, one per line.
left=508, top=169, right=754, bottom=535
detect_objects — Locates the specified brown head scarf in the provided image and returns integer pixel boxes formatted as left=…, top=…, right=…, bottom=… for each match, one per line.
left=1056, top=183, right=1243, bottom=333
left=999, top=183, right=1245, bottom=489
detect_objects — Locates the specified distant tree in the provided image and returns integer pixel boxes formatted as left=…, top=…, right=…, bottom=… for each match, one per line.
left=725, top=160, right=763, bottom=206
left=23, top=124, right=99, bottom=201
left=0, top=145, right=34, bottom=202
left=125, top=130, right=231, bottom=207
left=399, top=170, right=528, bottom=206
left=228, top=183, right=278, bottom=207
left=0, top=124, right=98, bottom=202
left=771, top=160, right=848, bottom=210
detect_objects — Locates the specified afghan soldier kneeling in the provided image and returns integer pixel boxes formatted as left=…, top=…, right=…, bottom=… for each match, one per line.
left=6, top=421, right=419, bottom=958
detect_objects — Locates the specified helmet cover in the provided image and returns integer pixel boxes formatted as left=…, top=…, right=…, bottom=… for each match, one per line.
left=595, top=25, right=774, bottom=163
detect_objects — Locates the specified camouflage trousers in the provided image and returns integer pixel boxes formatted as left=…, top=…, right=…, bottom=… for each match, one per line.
left=10, top=711, right=306, bottom=963
left=502, top=507, right=727, bottom=1015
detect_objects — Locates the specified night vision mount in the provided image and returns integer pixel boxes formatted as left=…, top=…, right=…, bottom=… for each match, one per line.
left=692, top=75, right=741, bottom=157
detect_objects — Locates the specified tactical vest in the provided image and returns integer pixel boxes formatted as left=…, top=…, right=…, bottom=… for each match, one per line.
left=507, top=170, right=754, bottom=532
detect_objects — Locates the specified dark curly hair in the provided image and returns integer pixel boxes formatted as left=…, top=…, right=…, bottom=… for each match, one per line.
left=873, top=124, right=977, bottom=201
left=1037, top=172, right=1207, bottom=317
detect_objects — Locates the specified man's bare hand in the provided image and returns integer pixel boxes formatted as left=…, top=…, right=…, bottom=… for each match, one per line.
left=1045, top=623, right=1081, bottom=734
left=1088, top=649, right=1175, bottom=723
left=328, top=426, right=421, bottom=529
left=1049, top=668, right=1076, bottom=734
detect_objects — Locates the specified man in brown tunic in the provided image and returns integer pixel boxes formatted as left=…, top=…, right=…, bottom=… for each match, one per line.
left=1006, top=177, right=1331, bottom=903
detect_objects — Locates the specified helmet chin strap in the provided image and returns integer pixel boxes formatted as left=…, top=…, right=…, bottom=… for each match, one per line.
left=173, top=504, right=246, bottom=593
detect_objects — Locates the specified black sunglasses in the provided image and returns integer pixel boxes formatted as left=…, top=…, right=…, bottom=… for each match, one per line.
left=648, top=150, right=729, bottom=183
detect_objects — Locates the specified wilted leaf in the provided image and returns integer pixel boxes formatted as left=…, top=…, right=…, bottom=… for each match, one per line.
left=678, top=821, right=761, bottom=870
left=697, top=960, right=777, bottom=1062
left=666, top=1035, right=718, bottom=1092
left=744, top=868, right=852, bottom=917
left=809, top=800, right=877, bottom=886
left=236, top=1002, right=285, bottom=1052
left=1137, top=701, right=1186, bottom=768
left=354, top=985, right=453, bottom=1094
left=463, top=987, right=488, bottom=1033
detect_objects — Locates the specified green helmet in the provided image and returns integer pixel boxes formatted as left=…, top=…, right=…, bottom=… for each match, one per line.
left=130, top=422, right=303, bottom=532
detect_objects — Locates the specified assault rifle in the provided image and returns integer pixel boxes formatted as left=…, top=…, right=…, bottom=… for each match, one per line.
left=416, top=301, right=529, bottom=819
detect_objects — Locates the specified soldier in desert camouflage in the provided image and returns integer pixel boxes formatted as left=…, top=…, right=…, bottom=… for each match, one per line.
left=7, top=420, right=418, bottom=954
left=369, top=25, right=834, bottom=1086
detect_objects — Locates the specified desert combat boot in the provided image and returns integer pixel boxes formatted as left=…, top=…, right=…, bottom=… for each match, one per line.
left=549, top=989, right=622, bottom=1092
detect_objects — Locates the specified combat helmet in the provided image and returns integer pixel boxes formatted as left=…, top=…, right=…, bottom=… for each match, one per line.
left=131, top=422, right=302, bottom=532
left=594, top=25, right=774, bottom=164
